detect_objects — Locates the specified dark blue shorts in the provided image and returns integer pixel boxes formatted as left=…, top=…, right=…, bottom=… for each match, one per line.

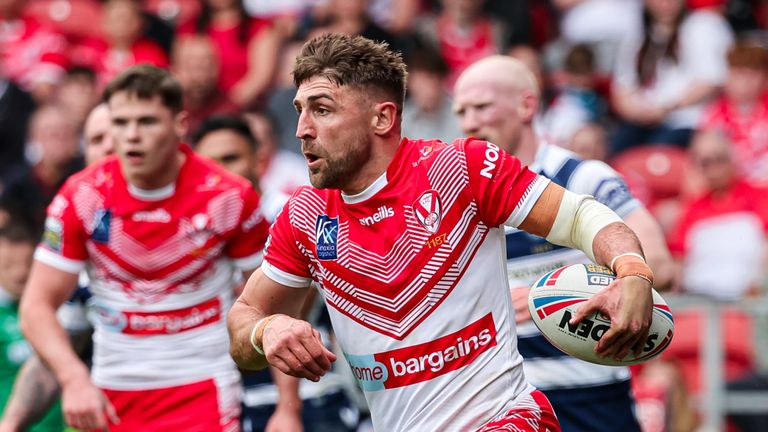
left=542, top=380, right=641, bottom=432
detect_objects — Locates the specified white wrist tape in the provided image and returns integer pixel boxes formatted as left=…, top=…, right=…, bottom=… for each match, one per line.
left=610, top=252, right=646, bottom=272
left=545, top=191, right=622, bottom=263
left=250, top=317, right=271, bottom=355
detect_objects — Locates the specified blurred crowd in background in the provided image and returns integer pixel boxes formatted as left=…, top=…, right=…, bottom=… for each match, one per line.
left=2, top=0, right=768, bottom=431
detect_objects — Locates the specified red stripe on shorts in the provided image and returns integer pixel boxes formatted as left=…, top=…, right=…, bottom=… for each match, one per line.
left=100, top=378, right=238, bottom=432
left=477, top=390, right=561, bottom=432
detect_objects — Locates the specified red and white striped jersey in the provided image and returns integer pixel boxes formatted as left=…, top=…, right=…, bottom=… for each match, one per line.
left=36, top=145, right=270, bottom=390
left=263, top=137, right=550, bottom=431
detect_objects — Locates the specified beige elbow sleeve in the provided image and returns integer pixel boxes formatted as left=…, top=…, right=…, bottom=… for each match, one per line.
left=545, top=191, right=622, bottom=263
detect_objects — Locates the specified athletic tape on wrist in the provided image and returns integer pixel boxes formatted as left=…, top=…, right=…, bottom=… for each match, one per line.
left=612, top=254, right=654, bottom=287
left=250, top=315, right=279, bottom=356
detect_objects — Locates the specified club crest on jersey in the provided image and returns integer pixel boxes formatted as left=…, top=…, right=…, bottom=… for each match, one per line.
left=413, top=190, right=442, bottom=234
left=92, top=209, right=112, bottom=243
left=315, top=215, right=339, bottom=260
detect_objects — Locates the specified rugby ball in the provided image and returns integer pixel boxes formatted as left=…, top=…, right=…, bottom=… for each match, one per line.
left=528, top=264, right=674, bottom=366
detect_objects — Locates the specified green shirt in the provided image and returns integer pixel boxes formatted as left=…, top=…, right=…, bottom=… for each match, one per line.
left=0, top=290, right=64, bottom=431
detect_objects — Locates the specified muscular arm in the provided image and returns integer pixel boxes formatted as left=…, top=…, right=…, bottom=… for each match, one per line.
left=0, top=356, right=60, bottom=431
left=520, top=182, right=654, bottom=359
left=19, top=262, right=86, bottom=387
left=0, top=331, right=91, bottom=431
left=228, top=268, right=335, bottom=381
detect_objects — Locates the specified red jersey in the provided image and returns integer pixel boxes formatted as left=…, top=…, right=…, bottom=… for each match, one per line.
left=35, top=145, right=270, bottom=390
left=177, top=18, right=271, bottom=92
left=668, top=179, right=768, bottom=299
left=0, top=15, right=68, bottom=89
left=263, top=138, right=549, bottom=431
left=72, top=37, right=169, bottom=88
left=699, top=94, right=768, bottom=181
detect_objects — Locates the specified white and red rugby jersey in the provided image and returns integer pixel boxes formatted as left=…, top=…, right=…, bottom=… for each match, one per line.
left=263, top=137, right=551, bottom=431
left=35, top=145, right=270, bottom=390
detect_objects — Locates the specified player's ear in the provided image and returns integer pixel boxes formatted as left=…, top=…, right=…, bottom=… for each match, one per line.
left=371, top=101, right=398, bottom=136
left=517, top=90, right=538, bottom=123
left=174, top=110, right=189, bottom=141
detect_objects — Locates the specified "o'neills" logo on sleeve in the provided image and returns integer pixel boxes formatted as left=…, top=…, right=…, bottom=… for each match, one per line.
left=345, top=313, right=497, bottom=391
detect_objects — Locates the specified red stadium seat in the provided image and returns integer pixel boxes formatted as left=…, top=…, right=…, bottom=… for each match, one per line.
left=609, top=145, right=691, bottom=210
left=660, top=308, right=755, bottom=395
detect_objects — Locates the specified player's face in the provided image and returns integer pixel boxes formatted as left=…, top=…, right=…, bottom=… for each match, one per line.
left=294, top=77, right=372, bottom=190
left=108, top=92, right=185, bottom=188
left=0, top=239, right=34, bottom=300
left=453, top=79, right=522, bottom=155
left=84, top=105, right=115, bottom=166
left=195, top=129, right=256, bottom=182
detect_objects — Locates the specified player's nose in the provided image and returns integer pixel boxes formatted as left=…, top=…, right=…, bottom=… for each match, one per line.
left=296, top=111, right=316, bottom=140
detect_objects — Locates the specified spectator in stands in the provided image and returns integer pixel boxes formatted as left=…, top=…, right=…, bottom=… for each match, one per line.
left=0, top=222, right=64, bottom=431
left=553, top=0, right=642, bottom=73
left=416, top=0, right=507, bottom=89
left=244, top=112, right=310, bottom=197
left=402, top=44, right=463, bottom=142
left=55, top=67, right=100, bottom=131
left=699, top=41, right=768, bottom=185
left=79, top=0, right=168, bottom=88
left=540, top=44, right=606, bottom=148
left=0, top=104, right=84, bottom=229
left=178, top=0, right=280, bottom=108
left=569, top=122, right=609, bottom=161
left=611, top=0, right=733, bottom=154
left=0, top=71, right=36, bottom=178
left=668, top=130, right=768, bottom=300
left=0, top=0, right=68, bottom=101
left=306, top=0, right=401, bottom=53
left=265, top=40, right=303, bottom=155
left=172, top=35, right=238, bottom=141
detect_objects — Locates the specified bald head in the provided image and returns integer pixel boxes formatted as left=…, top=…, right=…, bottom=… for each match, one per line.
left=453, top=55, right=540, bottom=156
left=455, top=55, right=540, bottom=100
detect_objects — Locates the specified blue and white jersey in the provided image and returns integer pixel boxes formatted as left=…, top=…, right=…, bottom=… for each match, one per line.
left=507, top=144, right=640, bottom=391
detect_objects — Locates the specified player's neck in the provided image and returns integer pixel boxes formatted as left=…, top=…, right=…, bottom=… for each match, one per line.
left=340, top=136, right=399, bottom=196
left=513, top=129, right=539, bottom=167
left=126, top=150, right=186, bottom=192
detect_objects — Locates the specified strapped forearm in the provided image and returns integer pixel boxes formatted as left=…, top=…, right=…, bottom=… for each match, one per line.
left=545, top=190, right=622, bottom=263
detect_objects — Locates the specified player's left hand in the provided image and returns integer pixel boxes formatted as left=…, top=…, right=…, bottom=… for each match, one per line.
left=569, top=276, right=653, bottom=360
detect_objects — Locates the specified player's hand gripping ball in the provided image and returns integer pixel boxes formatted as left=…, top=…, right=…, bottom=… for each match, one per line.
left=528, top=264, right=674, bottom=366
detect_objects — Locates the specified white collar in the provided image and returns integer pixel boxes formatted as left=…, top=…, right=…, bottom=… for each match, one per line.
left=341, top=172, right=388, bottom=204
left=127, top=182, right=176, bottom=201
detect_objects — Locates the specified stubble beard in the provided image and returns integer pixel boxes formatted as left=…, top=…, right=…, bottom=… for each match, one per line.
left=307, top=136, right=371, bottom=190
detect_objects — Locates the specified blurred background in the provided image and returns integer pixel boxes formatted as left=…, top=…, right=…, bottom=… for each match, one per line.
left=2, top=1, right=768, bottom=431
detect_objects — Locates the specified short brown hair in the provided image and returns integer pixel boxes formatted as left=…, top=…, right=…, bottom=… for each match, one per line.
left=103, top=65, right=183, bottom=112
left=564, top=44, right=595, bottom=75
left=727, top=42, right=768, bottom=70
left=292, top=33, right=408, bottom=114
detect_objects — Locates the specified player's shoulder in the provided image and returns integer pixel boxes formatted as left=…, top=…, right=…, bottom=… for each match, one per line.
left=60, top=155, right=120, bottom=193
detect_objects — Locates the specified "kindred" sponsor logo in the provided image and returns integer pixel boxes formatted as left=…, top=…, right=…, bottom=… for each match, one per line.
left=345, top=313, right=497, bottom=391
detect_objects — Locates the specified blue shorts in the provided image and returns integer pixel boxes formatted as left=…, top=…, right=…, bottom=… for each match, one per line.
left=542, top=380, right=641, bottom=432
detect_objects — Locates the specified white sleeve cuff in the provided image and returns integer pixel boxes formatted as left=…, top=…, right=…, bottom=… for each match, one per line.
left=34, top=248, right=85, bottom=274
left=505, top=176, right=551, bottom=227
left=261, top=261, right=312, bottom=288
